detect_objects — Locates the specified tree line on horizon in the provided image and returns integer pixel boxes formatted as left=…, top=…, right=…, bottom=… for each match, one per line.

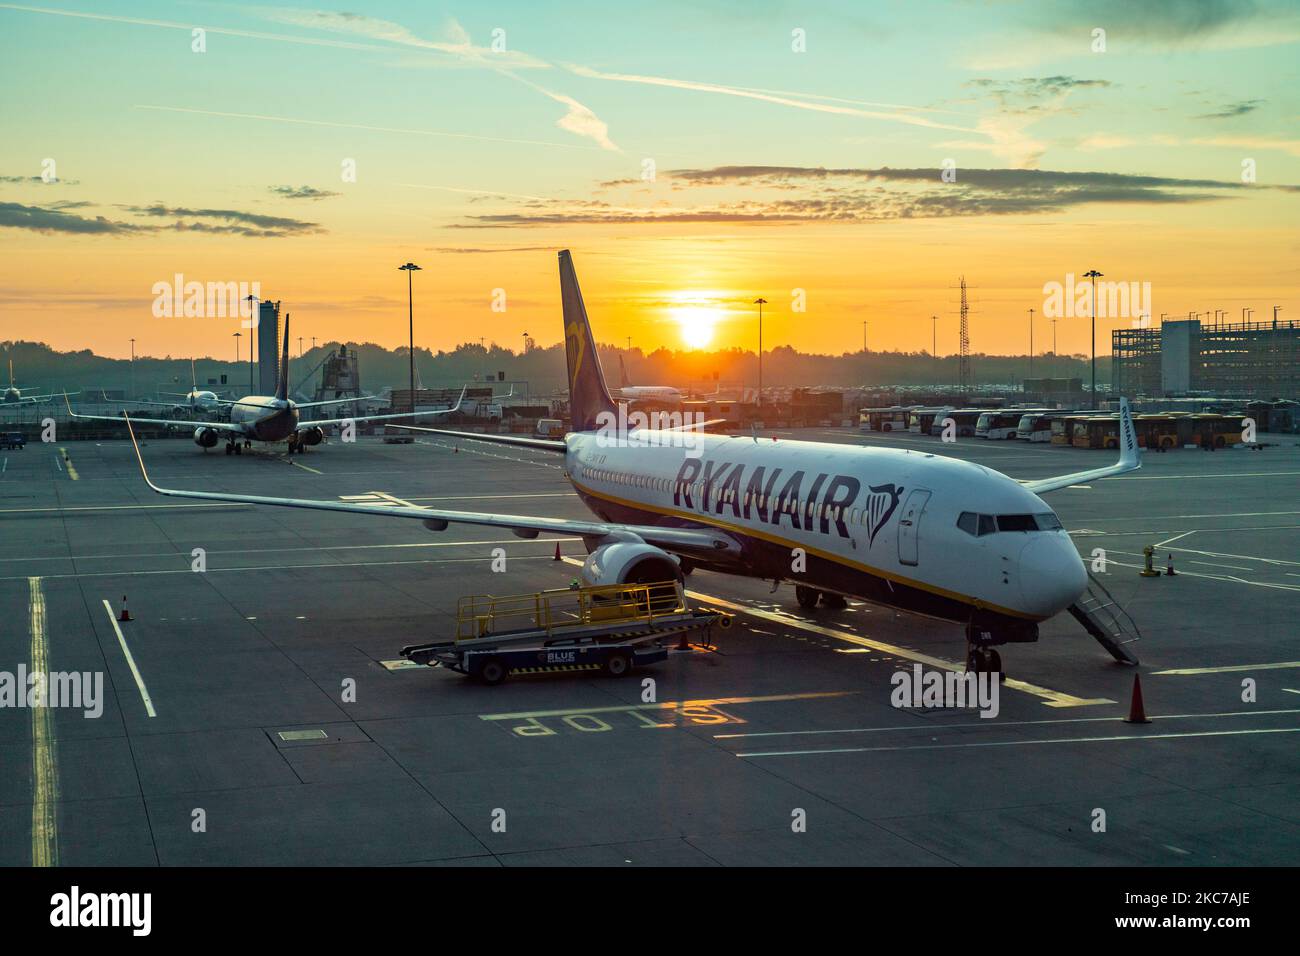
left=2, top=338, right=1095, bottom=399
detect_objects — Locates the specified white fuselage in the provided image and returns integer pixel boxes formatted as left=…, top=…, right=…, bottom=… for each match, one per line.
left=617, top=386, right=683, bottom=404
left=563, top=430, right=1086, bottom=625
left=186, top=390, right=220, bottom=411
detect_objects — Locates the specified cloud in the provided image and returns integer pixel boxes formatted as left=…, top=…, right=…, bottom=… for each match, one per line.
left=1195, top=98, right=1264, bottom=119
left=269, top=185, right=340, bottom=200
left=122, top=203, right=323, bottom=236
left=0, top=201, right=148, bottom=235
left=565, top=63, right=972, bottom=135
left=0, top=174, right=81, bottom=185
left=455, top=164, right=1298, bottom=228
left=254, top=8, right=549, bottom=69
left=251, top=9, right=617, bottom=149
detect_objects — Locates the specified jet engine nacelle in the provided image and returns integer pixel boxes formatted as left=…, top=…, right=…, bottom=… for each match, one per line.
left=298, top=426, right=324, bottom=447
left=193, top=427, right=220, bottom=448
left=580, top=541, right=681, bottom=587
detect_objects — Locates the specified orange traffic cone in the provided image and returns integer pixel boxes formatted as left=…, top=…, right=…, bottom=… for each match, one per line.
left=1123, top=674, right=1151, bottom=724
left=118, top=595, right=133, bottom=622
left=553, top=541, right=562, bottom=561
left=1165, top=553, right=1176, bottom=576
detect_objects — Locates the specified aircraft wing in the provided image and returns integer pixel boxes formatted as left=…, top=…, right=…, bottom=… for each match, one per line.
left=386, top=424, right=568, bottom=452
left=1019, top=397, right=1141, bottom=494
left=291, top=394, right=378, bottom=409
left=66, top=396, right=244, bottom=432
left=294, top=388, right=468, bottom=431
left=123, top=418, right=737, bottom=557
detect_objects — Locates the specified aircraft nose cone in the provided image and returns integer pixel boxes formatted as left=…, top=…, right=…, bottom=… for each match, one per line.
left=1019, top=535, right=1087, bottom=617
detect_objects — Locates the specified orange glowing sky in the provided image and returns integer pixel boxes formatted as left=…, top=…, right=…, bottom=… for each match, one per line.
left=2, top=1, right=1298, bottom=361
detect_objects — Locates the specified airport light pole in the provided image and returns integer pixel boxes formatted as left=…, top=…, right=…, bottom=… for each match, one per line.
left=862, top=320, right=868, bottom=353
left=1027, top=307, right=1034, bottom=381
left=1082, top=269, right=1102, bottom=408
left=1050, top=318, right=1057, bottom=377
left=399, top=262, right=421, bottom=417
left=129, top=338, right=135, bottom=399
left=753, top=298, right=767, bottom=409
left=243, top=294, right=260, bottom=393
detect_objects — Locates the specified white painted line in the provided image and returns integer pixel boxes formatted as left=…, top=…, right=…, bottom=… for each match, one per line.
left=1154, top=661, right=1300, bottom=676
left=0, top=502, right=250, bottom=515
left=1154, top=530, right=1196, bottom=549
left=715, top=707, right=1300, bottom=739
left=100, top=599, right=156, bottom=717
left=574, top=556, right=1111, bottom=710
left=738, top=726, right=1300, bottom=758
left=1189, top=560, right=1254, bottom=572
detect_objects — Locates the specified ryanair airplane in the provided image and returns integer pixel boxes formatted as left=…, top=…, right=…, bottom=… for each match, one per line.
left=73, top=313, right=464, bottom=454
left=124, top=251, right=1140, bottom=668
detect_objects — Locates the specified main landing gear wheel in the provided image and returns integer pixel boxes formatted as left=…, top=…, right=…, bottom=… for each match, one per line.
left=819, top=592, right=848, bottom=609
left=965, top=645, right=1003, bottom=677
left=604, top=651, right=632, bottom=678
left=795, top=585, right=821, bottom=609
left=478, top=657, right=507, bottom=686
left=234, top=443, right=243, bottom=455
left=225, top=443, right=233, bottom=456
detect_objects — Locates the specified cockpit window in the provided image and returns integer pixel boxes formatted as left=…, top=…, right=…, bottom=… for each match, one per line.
left=996, top=514, right=1038, bottom=532
left=959, top=511, right=1063, bottom=535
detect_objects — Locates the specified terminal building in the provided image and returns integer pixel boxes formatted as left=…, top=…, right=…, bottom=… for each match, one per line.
left=1112, top=317, right=1299, bottom=399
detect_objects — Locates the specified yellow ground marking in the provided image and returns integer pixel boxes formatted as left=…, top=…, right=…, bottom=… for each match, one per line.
left=284, top=458, right=322, bottom=474
left=57, top=447, right=78, bottom=480
left=101, top=599, right=156, bottom=717
left=29, top=576, right=59, bottom=867
left=1154, top=661, right=1300, bottom=676
left=562, top=556, right=1112, bottom=710
left=479, top=691, right=855, bottom=722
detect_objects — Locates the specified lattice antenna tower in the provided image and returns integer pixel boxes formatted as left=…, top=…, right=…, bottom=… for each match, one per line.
left=958, top=276, right=971, bottom=393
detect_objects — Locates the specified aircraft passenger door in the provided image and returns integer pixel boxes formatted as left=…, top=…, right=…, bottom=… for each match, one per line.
left=897, top=489, right=931, bottom=567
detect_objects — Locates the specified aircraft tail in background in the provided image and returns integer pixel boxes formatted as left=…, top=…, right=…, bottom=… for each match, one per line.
left=559, top=250, right=617, bottom=431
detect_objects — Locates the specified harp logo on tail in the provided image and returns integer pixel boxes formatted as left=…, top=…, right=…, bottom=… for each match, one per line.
left=565, top=320, right=586, bottom=390
left=865, top=483, right=904, bottom=547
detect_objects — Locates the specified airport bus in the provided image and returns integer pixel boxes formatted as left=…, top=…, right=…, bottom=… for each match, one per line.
left=929, top=408, right=989, bottom=437
left=906, top=406, right=950, bottom=434
left=977, top=409, right=1049, bottom=439
left=858, top=405, right=913, bottom=432
left=1072, top=415, right=1124, bottom=449
left=1134, top=414, right=1179, bottom=450
left=1013, top=408, right=1076, bottom=442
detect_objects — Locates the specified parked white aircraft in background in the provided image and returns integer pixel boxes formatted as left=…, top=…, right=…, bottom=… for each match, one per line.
left=3, top=359, right=76, bottom=404
left=73, top=314, right=463, bottom=454
left=616, top=354, right=683, bottom=405
left=107, top=359, right=226, bottom=414
left=124, top=250, right=1140, bottom=670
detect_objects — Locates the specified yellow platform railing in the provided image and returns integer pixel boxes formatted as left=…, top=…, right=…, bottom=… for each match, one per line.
left=454, top=580, right=686, bottom=641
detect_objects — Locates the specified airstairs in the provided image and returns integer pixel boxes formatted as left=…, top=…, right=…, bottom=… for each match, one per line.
left=1067, top=571, right=1142, bottom=665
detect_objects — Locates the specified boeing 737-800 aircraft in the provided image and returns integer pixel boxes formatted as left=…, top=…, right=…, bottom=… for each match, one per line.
left=3, top=359, right=76, bottom=405
left=74, top=314, right=462, bottom=454
left=124, top=250, right=1139, bottom=668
